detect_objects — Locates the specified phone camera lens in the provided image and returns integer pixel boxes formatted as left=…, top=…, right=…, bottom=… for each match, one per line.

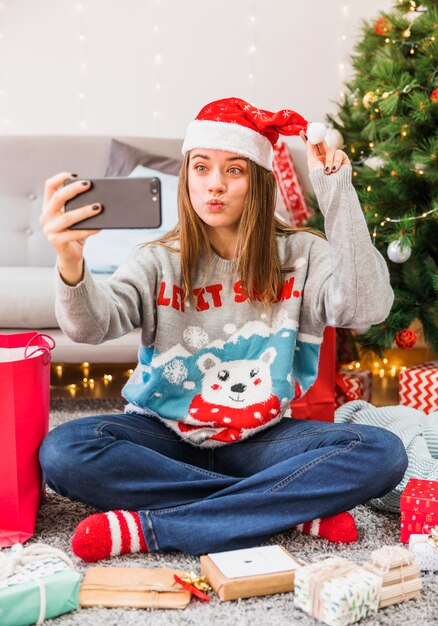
left=150, top=179, right=159, bottom=195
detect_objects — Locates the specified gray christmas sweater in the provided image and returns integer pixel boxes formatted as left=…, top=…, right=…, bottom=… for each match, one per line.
left=55, top=167, right=394, bottom=447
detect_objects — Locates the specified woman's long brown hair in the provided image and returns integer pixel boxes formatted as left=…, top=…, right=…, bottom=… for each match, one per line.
left=144, top=152, right=324, bottom=307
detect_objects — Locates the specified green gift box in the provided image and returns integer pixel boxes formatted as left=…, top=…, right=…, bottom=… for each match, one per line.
left=0, top=544, right=81, bottom=626
left=294, top=556, right=382, bottom=626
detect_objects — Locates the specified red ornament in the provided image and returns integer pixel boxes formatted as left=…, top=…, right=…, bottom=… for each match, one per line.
left=431, top=88, right=438, bottom=104
left=395, top=329, right=417, bottom=350
left=374, top=17, right=392, bottom=36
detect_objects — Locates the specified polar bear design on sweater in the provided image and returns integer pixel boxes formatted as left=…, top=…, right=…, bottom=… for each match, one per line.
left=178, top=347, right=281, bottom=443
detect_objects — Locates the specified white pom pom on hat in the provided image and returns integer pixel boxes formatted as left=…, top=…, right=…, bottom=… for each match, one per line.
left=182, top=97, right=327, bottom=171
left=306, top=122, right=327, bottom=145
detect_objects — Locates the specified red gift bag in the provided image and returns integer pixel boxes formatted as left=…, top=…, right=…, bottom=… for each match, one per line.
left=290, top=326, right=336, bottom=422
left=0, top=332, right=55, bottom=547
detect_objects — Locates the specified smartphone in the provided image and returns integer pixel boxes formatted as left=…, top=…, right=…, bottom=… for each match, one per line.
left=64, top=177, right=162, bottom=229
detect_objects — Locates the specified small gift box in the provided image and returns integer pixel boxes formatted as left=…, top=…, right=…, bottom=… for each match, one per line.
left=400, top=478, right=438, bottom=543
left=0, top=543, right=81, bottom=626
left=79, top=566, right=193, bottom=609
left=362, top=545, right=422, bottom=608
left=335, top=369, right=372, bottom=408
left=409, top=529, right=438, bottom=571
left=200, top=544, right=302, bottom=601
left=399, top=360, right=438, bottom=414
left=293, top=556, right=381, bottom=626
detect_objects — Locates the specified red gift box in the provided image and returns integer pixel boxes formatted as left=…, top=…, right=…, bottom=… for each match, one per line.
left=290, top=326, right=336, bottom=422
left=399, top=361, right=438, bottom=415
left=400, top=478, right=438, bottom=543
left=335, top=369, right=372, bottom=408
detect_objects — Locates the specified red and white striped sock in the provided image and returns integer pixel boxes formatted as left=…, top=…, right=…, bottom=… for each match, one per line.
left=294, top=512, right=358, bottom=544
left=71, top=510, right=149, bottom=562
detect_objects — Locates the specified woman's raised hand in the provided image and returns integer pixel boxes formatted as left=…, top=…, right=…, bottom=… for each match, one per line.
left=299, top=130, right=351, bottom=175
left=39, top=173, right=102, bottom=284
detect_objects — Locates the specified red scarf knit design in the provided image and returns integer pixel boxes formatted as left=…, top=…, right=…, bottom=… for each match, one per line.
left=178, top=393, right=281, bottom=442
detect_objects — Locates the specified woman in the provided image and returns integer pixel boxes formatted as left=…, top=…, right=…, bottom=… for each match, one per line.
left=39, top=97, right=408, bottom=562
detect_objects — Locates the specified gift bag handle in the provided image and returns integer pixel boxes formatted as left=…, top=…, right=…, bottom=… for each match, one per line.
left=24, top=333, right=56, bottom=366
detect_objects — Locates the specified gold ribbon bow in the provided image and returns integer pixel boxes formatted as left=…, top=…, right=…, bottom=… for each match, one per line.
left=428, top=526, right=438, bottom=551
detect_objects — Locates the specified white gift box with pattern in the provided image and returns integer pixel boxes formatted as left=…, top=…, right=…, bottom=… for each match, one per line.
left=409, top=533, right=438, bottom=571
left=294, top=556, right=381, bottom=626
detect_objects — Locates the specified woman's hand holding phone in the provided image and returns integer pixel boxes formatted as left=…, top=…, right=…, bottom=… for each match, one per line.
left=39, top=172, right=102, bottom=285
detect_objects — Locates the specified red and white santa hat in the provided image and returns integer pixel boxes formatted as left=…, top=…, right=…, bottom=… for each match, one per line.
left=182, top=97, right=326, bottom=172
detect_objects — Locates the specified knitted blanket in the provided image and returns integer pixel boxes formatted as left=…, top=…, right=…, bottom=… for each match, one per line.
left=335, top=400, right=438, bottom=512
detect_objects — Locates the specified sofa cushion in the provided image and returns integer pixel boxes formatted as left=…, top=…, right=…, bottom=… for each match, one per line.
left=0, top=267, right=111, bottom=329
left=105, top=139, right=182, bottom=177
left=2, top=327, right=141, bottom=363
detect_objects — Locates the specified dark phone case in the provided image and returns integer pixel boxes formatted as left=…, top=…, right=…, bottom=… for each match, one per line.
left=64, top=177, right=162, bottom=229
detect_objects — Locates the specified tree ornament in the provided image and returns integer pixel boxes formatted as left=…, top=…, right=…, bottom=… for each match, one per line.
left=351, top=326, right=371, bottom=335
left=325, top=128, right=344, bottom=150
left=387, top=239, right=412, bottom=263
left=395, top=329, right=417, bottom=349
left=362, top=92, right=376, bottom=109
left=430, top=88, right=438, bottom=104
left=374, top=17, right=392, bottom=36
left=364, top=156, right=385, bottom=170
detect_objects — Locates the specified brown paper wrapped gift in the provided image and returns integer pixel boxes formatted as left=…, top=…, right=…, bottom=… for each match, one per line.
left=362, top=545, right=422, bottom=608
left=200, top=545, right=302, bottom=601
left=79, top=566, right=191, bottom=609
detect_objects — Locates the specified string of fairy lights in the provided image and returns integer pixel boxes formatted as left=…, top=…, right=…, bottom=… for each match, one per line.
left=248, top=1, right=257, bottom=104
left=344, top=357, right=407, bottom=380
left=73, top=0, right=166, bottom=130
left=52, top=356, right=410, bottom=398
left=77, top=2, right=87, bottom=130
left=338, top=1, right=350, bottom=83
left=373, top=206, right=438, bottom=244
left=54, top=362, right=134, bottom=397
left=151, top=0, right=163, bottom=129
left=0, top=1, right=9, bottom=132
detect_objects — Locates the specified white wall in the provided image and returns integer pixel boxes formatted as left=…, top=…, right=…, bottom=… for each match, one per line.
left=0, top=0, right=394, bottom=138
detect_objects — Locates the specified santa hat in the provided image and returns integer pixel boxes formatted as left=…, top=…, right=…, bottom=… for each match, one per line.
left=182, top=97, right=326, bottom=172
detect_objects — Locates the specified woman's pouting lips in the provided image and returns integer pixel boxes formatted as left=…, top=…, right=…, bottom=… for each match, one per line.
left=206, top=200, right=225, bottom=212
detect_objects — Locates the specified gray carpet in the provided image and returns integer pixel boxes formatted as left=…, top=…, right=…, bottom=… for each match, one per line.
left=30, top=399, right=438, bottom=625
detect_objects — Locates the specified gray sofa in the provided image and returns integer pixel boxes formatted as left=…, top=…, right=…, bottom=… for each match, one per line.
left=0, top=136, right=182, bottom=362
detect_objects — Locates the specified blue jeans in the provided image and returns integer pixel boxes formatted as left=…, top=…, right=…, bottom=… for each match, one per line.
left=39, top=412, right=408, bottom=555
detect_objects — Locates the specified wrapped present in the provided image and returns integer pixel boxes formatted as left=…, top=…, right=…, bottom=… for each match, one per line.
left=335, top=369, right=372, bottom=408
left=409, top=528, right=438, bottom=571
left=0, top=543, right=81, bottom=626
left=200, top=544, right=303, bottom=601
left=399, top=361, right=438, bottom=414
left=294, top=556, right=381, bottom=626
left=400, top=478, right=438, bottom=543
left=362, top=545, right=422, bottom=608
left=378, top=578, right=422, bottom=608
left=79, top=566, right=193, bottom=609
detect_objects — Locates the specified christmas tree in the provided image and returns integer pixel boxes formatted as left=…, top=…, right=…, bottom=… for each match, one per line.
left=308, top=0, right=438, bottom=358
